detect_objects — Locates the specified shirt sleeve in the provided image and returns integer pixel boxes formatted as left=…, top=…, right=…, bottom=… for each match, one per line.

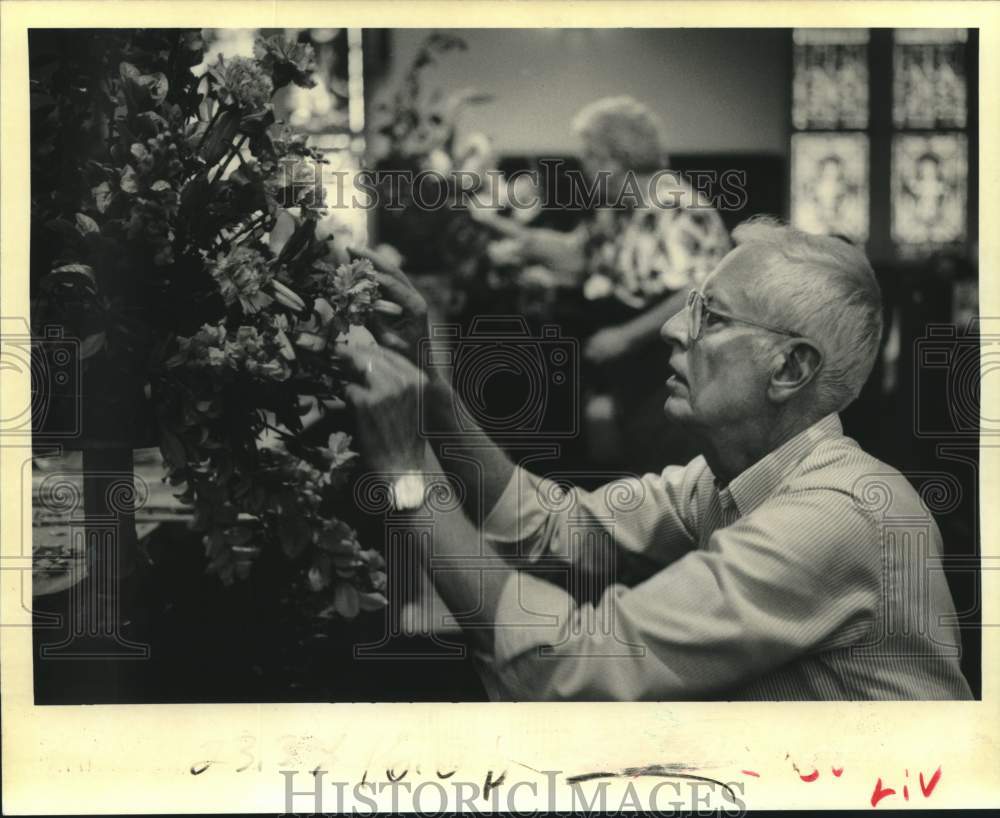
left=480, top=461, right=704, bottom=577
left=487, top=487, right=882, bottom=700
left=652, top=197, right=732, bottom=293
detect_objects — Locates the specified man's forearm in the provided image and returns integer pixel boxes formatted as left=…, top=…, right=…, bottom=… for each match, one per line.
left=418, top=412, right=516, bottom=656
left=521, top=226, right=587, bottom=275
left=423, top=373, right=517, bottom=523
left=419, top=449, right=513, bottom=655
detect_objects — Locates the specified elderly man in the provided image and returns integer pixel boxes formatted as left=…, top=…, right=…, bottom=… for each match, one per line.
left=340, top=217, right=972, bottom=701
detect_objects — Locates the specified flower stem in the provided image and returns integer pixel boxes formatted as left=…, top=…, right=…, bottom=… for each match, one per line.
left=197, top=104, right=224, bottom=152
left=210, top=134, right=248, bottom=186
left=230, top=213, right=271, bottom=247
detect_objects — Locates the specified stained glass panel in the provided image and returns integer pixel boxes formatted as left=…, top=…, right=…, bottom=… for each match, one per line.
left=891, top=133, right=967, bottom=250
left=794, top=29, right=870, bottom=45
left=893, top=32, right=967, bottom=128
left=894, top=29, right=967, bottom=45
left=793, top=34, right=869, bottom=129
left=791, top=133, right=870, bottom=242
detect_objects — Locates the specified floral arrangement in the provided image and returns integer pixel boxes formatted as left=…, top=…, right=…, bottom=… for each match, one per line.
left=367, top=32, right=498, bottom=297
left=30, top=28, right=386, bottom=618
left=370, top=32, right=493, bottom=172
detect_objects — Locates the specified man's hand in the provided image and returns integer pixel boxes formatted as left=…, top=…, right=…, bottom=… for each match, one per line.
left=347, top=245, right=431, bottom=365
left=345, top=246, right=517, bottom=523
left=584, top=326, right=633, bottom=367
left=336, top=343, right=428, bottom=477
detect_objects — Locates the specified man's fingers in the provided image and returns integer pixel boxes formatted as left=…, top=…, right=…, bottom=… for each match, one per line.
left=380, top=345, right=426, bottom=375
left=368, top=313, right=410, bottom=353
left=379, top=331, right=412, bottom=355
left=372, top=270, right=425, bottom=313
left=342, top=381, right=367, bottom=408
left=373, top=298, right=404, bottom=316
left=333, top=341, right=412, bottom=389
left=331, top=342, right=372, bottom=383
left=344, top=245, right=427, bottom=317
left=372, top=275, right=415, bottom=310
left=348, top=244, right=406, bottom=281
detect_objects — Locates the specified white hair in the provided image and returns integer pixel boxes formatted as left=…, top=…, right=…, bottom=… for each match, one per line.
left=730, top=216, right=883, bottom=415
left=571, top=96, right=665, bottom=173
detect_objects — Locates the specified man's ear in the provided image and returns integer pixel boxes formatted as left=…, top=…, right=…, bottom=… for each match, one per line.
left=768, top=341, right=823, bottom=404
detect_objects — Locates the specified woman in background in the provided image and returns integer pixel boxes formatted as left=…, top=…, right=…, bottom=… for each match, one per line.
left=481, top=96, right=732, bottom=475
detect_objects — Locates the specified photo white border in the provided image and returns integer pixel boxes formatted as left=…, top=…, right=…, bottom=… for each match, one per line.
left=2, top=1, right=998, bottom=812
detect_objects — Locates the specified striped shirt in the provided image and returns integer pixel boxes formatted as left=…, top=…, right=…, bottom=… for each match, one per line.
left=477, top=414, right=973, bottom=701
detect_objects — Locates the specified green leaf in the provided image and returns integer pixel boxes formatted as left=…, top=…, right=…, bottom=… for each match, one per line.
left=239, top=108, right=275, bottom=138
left=333, top=582, right=360, bottom=619
left=358, top=591, right=387, bottom=612
left=275, top=215, right=316, bottom=265
left=46, top=263, right=97, bottom=291
left=45, top=218, right=84, bottom=248
left=79, top=331, right=106, bottom=360
left=267, top=208, right=297, bottom=256
left=142, top=72, right=169, bottom=105
left=75, top=213, right=100, bottom=236
left=120, top=165, right=140, bottom=193
left=119, top=62, right=141, bottom=83
left=92, top=182, right=113, bottom=213
left=278, top=516, right=311, bottom=559
left=179, top=172, right=210, bottom=210
left=159, top=427, right=188, bottom=470
left=201, top=109, right=241, bottom=166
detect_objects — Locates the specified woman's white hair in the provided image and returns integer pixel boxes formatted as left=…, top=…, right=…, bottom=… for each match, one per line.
left=730, top=216, right=883, bottom=415
left=571, top=96, right=665, bottom=173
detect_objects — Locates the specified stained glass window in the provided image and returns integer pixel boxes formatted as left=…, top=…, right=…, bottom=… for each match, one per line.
left=891, top=133, right=967, bottom=251
left=895, top=28, right=968, bottom=44
left=893, top=29, right=967, bottom=129
left=792, top=29, right=869, bottom=130
left=789, top=28, right=972, bottom=260
left=791, top=133, right=870, bottom=242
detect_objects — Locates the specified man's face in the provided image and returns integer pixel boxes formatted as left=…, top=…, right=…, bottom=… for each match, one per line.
left=660, top=247, right=778, bottom=433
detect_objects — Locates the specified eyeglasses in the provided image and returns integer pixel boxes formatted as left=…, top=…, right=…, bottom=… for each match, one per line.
left=686, top=289, right=799, bottom=342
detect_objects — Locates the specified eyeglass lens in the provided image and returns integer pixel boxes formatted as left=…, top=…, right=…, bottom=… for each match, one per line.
left=688, top=291, right=702, bottom=340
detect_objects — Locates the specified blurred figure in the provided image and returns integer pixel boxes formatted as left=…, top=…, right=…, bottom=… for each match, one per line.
left=485, top=96, right=732, bottom=473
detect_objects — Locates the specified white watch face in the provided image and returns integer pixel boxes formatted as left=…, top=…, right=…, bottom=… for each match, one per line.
left=392, top=471, right=427, bottom=511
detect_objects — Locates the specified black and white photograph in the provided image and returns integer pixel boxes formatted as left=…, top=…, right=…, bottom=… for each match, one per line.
left=3, top=2, right=999, bottom=814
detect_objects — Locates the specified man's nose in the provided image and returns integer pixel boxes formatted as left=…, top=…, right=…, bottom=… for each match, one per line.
left=661, top=308, right=689, bottom=348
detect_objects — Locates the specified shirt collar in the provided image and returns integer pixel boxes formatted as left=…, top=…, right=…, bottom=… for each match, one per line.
left=716, top=413, right=844, bottom=516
